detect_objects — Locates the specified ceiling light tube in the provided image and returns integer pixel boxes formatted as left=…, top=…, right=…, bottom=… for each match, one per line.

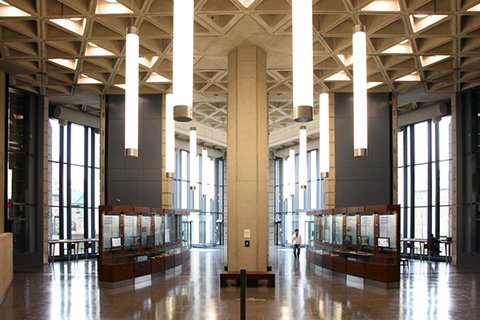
left=190, top=127, right=198, bottom=190
left=319, top=92, right=330, bottom=178
left=292, top=0, right=313, bottom=122
left=288, top=148, right=296, bottom=198
left=299, top=125, right=307, bottom=189
left=125, top=26, right=139, bottom=157
left=353, top=24, right=368, bottom=157
left=202, top=148, right=209, bottom=196
left=173, top=0, right=193, bottom=122
left=165, top=93, right=175, bottom=177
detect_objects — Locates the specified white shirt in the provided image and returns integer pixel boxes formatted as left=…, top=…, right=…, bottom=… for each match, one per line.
left=292, top=232, right=302, bottom=245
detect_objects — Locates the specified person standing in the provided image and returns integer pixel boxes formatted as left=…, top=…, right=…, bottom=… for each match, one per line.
left=292, top=229, right=302, bottom=259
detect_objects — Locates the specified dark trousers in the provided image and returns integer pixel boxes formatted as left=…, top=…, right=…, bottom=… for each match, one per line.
left=293, top=244, right=301, bottom=258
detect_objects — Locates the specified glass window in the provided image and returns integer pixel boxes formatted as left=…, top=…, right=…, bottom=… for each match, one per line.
left=71, top=124, right=85, bottom=166
left=414, top=164, right=428, bottom=206
left=48, top=121, right=100, bottom=258
left=398, top=116, right=452, bottom=255
left=439, top=116, right=452, bottom=161
left=398, top=130, right=404, bottom=167
left=414, top=122, right=429, bottom=164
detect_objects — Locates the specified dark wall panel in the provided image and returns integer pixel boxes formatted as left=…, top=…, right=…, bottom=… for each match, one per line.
left=335, top=93, right=392, bottom=207
left=106, top=94, right=163, bottom=207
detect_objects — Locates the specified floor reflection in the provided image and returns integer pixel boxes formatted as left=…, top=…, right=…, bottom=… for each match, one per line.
left=0, top=248, right=479, bottom=319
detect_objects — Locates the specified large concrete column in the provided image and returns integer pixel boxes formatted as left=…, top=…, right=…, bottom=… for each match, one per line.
left=227, top=46, right=269, bottom=272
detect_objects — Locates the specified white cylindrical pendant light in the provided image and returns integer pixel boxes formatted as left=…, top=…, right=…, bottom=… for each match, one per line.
left=190, top=127, right=197, bottom=190
left=353, top=24, right=368, bottom=157
left=172, top=0, right=193, bottom=122
left=288, top=147, right=296, bottom=197
left=202, top=148, right=208, bottom=196
left=125, top=26, right=139, bottom=157
left=292, top=0, right=313, bottom=122
left=299, top=125, right=307, bottom=189
left=319, top=92, right=330, bottom=178
left=165, top=93, right=175, bottom=177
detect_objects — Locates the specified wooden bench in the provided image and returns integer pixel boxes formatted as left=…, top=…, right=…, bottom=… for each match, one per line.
left=220, top=271, right=275, bottom=287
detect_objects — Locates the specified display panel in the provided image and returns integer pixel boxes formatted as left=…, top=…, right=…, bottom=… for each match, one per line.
left=324, top=215, right=332, bottom=243
left=334, top=214, right=343, bottom=245
left=359, top=214, right=374, bottom=246
left=377, top=237, right=390, bottom=248
left=103, top=214, right=120, bottom=249
left=378, top=212, right=397, bottom=249
left=124, top=214, right=139, bottom=247
left=345, top=214, right=357, bottom=246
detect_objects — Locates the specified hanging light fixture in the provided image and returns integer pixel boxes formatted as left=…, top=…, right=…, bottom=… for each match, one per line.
left=299, top=125, right=307, bottom=189
left=125, top=26, right=139, bottom=157
left=292, top=0, right=313, bottom=122
left=202, top=148, right=209, bottom=197
left=190, top=127, right=198, bottom=190
left=172, top=0, right=193, bottom=122
left=288, top=148, right=296, bottom=198
left=165, top=93, right=175, bottom=177
left=353, top=24, right=368, bottom=157
left=319, top=92, right=330, bottom=178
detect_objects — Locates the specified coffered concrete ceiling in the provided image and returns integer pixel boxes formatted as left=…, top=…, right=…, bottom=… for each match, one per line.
left=1, top=0, right=479, bottom=140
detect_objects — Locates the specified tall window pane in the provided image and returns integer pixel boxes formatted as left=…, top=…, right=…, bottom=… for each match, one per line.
left=71, top=124, right=85, bottom=166
left=414, top=122, right=428, bottom=164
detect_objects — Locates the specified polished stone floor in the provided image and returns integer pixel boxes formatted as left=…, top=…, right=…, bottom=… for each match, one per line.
left=1, top=247, right=479, bottom=319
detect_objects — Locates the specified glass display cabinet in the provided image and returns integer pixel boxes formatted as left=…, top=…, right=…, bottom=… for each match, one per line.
left=306, top=205, right=400, bottom=288
left=99, top=205, right=190, bottom=286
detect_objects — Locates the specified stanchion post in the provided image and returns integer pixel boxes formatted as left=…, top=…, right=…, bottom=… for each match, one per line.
left=240, top=268, right=246, bottom=320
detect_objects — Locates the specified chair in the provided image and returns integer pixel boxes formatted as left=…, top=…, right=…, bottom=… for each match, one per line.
left=83, top=241, right=92, bottom=259
left=67, top=242, right=78, bottom=261
left=406, top=242, right=414, bottom=259
left=422, top=243, right=432, bottom=261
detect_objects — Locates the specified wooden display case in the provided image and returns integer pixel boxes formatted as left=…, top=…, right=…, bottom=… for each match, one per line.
left=98, top=205, right=190, bottom=285
left=307, top=204, right=400, bottom=288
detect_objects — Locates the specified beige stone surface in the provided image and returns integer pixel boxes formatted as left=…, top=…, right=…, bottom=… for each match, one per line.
left=0, top=233, right=13, bottom=304
left=227, top=46, right=269, bottom=272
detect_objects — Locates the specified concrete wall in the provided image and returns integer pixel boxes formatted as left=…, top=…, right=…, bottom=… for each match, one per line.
left=335, top=93, right=392, bottom=207
left=106, top=94, right=163, bottom=207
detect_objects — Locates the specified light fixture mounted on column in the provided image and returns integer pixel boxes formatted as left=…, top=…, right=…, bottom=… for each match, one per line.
left=125, top=26, right=139, bottom=157
left=319, top=92, right=330, bottom=178
left=292, top=0, right=313, bottom=123
left=299, top=125, right=307, bottom=189
left=172, top=0, right=193, bottom=122
left=353, top=24, right=368, bottom=157
left=190, top=127, right=198, bottom=190
left=165, top=93, right=175, bottom=178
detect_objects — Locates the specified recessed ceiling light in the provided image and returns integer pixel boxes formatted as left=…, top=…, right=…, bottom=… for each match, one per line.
left=85, top=42, right=115, bottom=56
left=0, top=1, right=30, bottom=16
left=48, top=58, right=78, bottom=70
left=420, top=55, right=450, bottom=67
left=49, top=18, right=86, bottom=36
left=324, top=71, right=350, bottom=81
left=361, top=0, right=400, bottom=12
left=367, top=82, right=382, bottom=89
left=139, top=56, right=159, bottom=68
left=337, top=54, right=353, bottom=66
left=78, top=74, right=101, bottom=84
left=409, top=14, right=448, bottom=33
left=467, top=4, right=480, bottom=11
left=146, top=72, right=171, bottom=83
left=395, top=71, right=420, bottom=81
left=95, top=0, right=132, bottom=14
left=237, top=0, right=255, bottom=8
left=382, top=40, right=412, bottom=54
